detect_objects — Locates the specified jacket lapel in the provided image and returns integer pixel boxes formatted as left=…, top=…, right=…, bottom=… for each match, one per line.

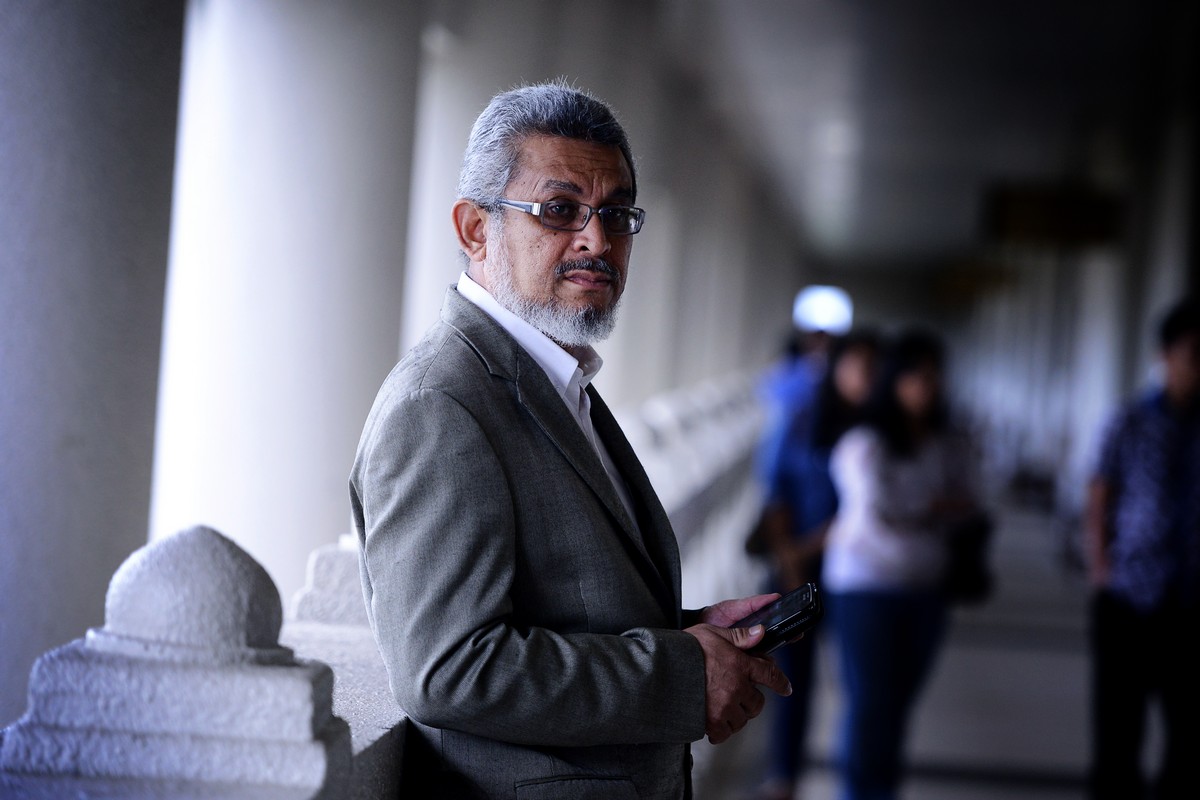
left=524, top=381, right=681, bottom=623
left=440, top=289, right=664, bottom=581
left=515, top=365, right=648, bottom=555
left=589, top=388, right=683, bottom=622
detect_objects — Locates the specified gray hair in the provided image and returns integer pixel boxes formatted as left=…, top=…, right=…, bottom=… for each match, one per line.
left=457, top=80, right=637, bottom=208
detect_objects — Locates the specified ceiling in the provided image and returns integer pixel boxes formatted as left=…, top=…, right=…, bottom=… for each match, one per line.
left=667, top=0, right=1185, bottom=268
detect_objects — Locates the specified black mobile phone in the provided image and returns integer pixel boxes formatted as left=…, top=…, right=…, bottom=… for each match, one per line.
left=730, top=582, right=823, bottom=656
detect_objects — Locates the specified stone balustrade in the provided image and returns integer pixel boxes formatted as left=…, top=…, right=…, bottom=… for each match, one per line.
left=281, top=535, right=405, bottom=800
left=618, top=371, right=766, bottom=550
left=0, top=372, right=768, bottom=799
left=0, top=526, right=350, bottom=799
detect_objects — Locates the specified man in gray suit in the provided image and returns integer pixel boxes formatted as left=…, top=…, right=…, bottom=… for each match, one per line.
left=350, top=80, right=791, bottom=799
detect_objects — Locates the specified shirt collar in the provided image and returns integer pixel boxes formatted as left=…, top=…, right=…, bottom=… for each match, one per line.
left=457, top=271, right=603, bottom=399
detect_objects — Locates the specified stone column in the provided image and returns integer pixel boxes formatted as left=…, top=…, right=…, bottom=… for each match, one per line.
left=149, top=0, right=423, bottom=603
left=0, top=1, right=185, bottom=724
left=400, top=0, right=583, bottom=353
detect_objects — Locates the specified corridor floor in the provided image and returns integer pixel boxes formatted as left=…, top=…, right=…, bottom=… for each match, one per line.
left=681, top=500, right=1101, bottom=800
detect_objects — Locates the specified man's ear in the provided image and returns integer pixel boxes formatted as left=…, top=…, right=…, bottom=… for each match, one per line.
left=452, top=199, right=488, bottom=265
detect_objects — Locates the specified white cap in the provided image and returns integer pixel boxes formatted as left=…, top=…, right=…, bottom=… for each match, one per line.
left=793, top=285, right=853, bottom=334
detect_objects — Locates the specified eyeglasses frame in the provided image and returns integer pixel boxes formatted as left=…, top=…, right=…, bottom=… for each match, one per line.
left=493, top=198, right=645, bottom=235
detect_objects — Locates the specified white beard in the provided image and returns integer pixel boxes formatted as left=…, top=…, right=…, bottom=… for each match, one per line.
left=487, top=239, right=620, bottom=348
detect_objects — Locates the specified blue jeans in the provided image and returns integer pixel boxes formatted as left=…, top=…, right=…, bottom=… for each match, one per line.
left=765, top=615, right=820, bottom=785
left=825, top=588, right=947, bottom=800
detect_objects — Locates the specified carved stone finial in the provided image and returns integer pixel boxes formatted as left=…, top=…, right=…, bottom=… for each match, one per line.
left=86, top=525, right=292, bottom=663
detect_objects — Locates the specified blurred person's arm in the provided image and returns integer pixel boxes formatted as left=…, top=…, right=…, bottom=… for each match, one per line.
left=758, top=410, right=827, bottom=589
left=791, top=519, right=831, bottom=581
left=761, top=505, right=828, bottom=591
left=1085, top=410, right=1127, bottom=589
left=1084, top=478, right=1113, bottom=588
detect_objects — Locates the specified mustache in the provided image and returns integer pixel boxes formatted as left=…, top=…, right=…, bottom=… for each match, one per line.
left=555, top=258, right=618, bottom=279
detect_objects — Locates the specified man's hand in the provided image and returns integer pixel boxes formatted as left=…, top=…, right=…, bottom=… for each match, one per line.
left=697, top=593, right=780, bottom=628
left=686, top=594, right=793, bottom=744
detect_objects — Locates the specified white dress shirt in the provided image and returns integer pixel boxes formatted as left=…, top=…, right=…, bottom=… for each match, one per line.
left=457, top=272, right=638, bottom=524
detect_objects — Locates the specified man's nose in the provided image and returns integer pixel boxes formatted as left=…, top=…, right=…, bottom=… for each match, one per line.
left=571, top=211, right=611, bottom=255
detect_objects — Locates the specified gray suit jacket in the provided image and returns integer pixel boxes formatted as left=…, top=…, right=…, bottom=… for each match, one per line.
left=350, top=288, right=706, bottom=799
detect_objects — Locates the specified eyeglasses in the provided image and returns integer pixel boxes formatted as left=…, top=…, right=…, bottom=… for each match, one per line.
left=495, top=198, right=645, bottom=235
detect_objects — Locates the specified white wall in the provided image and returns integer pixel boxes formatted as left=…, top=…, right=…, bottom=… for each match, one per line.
left=0, top=1, right=185, bottom=724
left=1135, top=112, right=1196, bottom=382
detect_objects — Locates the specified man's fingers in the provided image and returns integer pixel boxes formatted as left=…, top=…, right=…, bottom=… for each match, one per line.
left=723, top=623, right=765, bottom=650
left=706, top=713, right=747, bottom=744
left=707, top=681, right=769, bottom=742
left=705, top=625, right=793, bottom=695
left=697, top=594, right=780, bottom=627
left=740, top=593, right=782, bottom=617
left=750, top=657, right=793, bottom=697
left=740, top=688, right=766, bottom=718
left=689, top=622, right=792, bottom=744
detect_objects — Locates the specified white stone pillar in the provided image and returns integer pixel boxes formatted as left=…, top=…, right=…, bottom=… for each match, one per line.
left=150, top=0, right=423, bottom=603
left=669, top=118, right=747, bottom=388
left=578, top=17, right=692, bottom=409
left=0, top=1, right=185, bottom=725
left=1060, top=249, right=1124, bottom=513
left=401, top=0, right=577, bottom=352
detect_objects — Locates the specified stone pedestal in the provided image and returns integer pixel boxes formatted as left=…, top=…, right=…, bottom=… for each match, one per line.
left=285, top=536, right=406, bottom=799
left=292, top=534, right=370, bottom=627
left=0, top=527, right=349, bottom=797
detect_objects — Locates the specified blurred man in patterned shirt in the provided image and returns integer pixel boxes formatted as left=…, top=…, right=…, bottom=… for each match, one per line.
left=1085, top=297, right=1200, bottom=800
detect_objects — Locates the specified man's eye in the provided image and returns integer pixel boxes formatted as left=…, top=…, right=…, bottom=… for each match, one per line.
left=543, top=201, right=580, bottom=224
left=600, top=207, right=632, bottom=223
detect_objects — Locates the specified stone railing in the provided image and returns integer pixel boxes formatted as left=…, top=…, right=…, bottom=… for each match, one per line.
left=280, top=535, right=404, bottom=800
left=0, top=372, right=768, bottom=798
left=616, top=371, right=766, bottom=552
left=0, top=526, right=351, bottom=800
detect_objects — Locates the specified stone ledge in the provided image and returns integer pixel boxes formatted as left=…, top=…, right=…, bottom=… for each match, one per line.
left=0, top=771, right=323, bottom=800
left=19, top=640, right=333, bottom=741
left=280, top=621, right=406, bottom=800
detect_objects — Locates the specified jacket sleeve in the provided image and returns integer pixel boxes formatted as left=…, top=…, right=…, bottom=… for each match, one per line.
left=351, top=386, right=707, bottom=748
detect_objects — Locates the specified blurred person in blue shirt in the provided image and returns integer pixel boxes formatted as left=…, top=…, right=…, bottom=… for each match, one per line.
left=750, top=329, right=880, bottom=800
left=758, top=285, right=855, bottom=433
left=1085, top=297, right=1200, bottom=800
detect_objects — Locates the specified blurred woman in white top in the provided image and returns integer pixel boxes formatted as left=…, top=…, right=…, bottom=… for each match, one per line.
left=821, top=328, right=984, bottom=800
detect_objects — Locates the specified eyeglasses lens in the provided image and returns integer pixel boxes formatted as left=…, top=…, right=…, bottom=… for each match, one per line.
left=598, top=208, right=638, bottom=234
left=537, top=201, right=642, bottom=234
